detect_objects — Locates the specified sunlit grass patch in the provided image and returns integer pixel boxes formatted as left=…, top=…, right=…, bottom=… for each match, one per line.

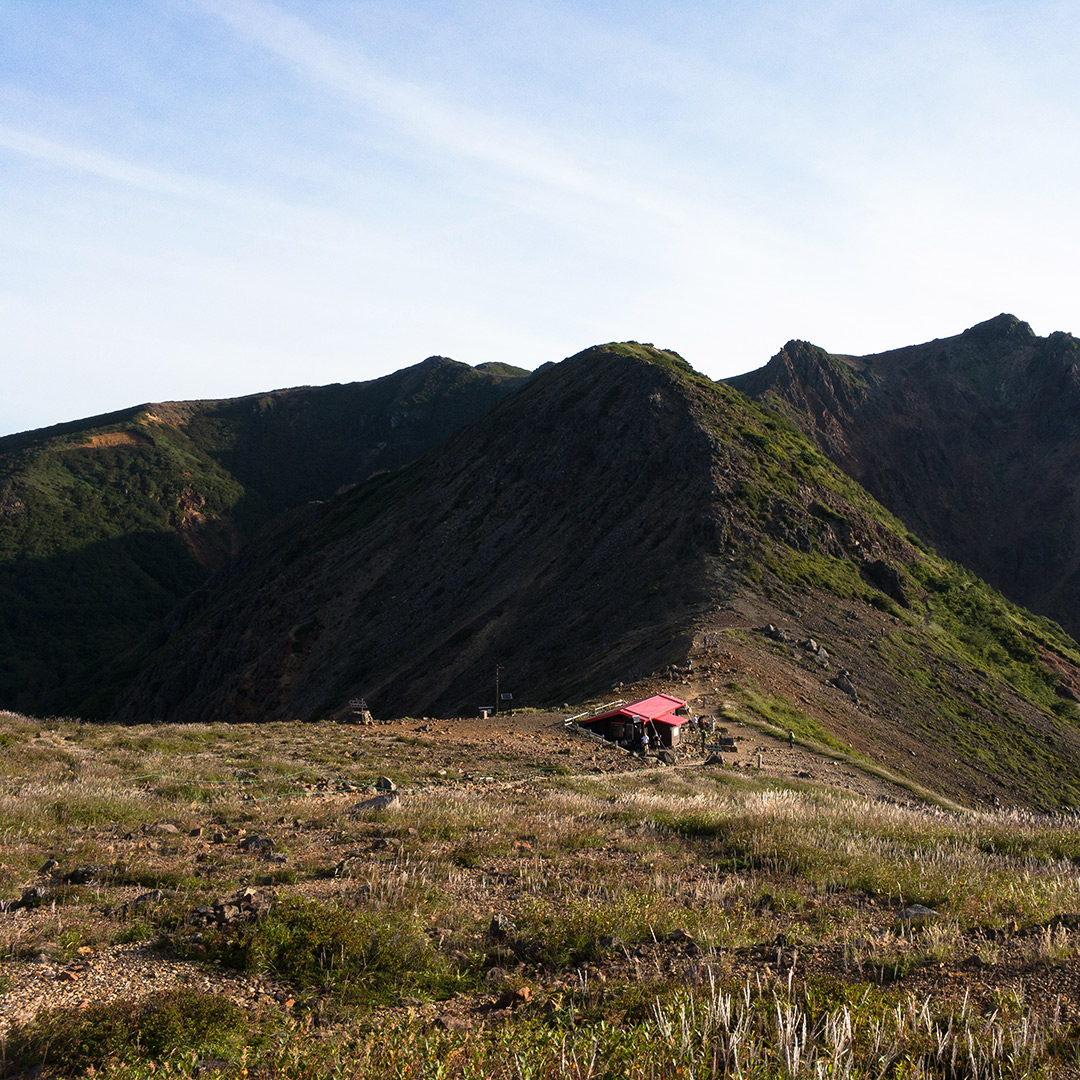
left=180, top=895, right=474, bottom=1009
left=3, top=988, right=259, bottom=1075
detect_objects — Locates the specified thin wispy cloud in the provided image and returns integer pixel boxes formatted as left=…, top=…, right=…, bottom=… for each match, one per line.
left=0, top=0, right=1076, bottom=435
left=192, top=0, right=694, bottom=227
left=0, top=120, right=414, bottom=266
left=0, top=125, right=203, bottom=200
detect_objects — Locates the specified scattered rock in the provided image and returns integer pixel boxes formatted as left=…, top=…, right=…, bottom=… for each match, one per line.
left=238, top=835, right=274, bottom=856
left=375, top=776, right=397, bottom=792
left=830, top=670, right=859, bottom=702
left=369, top=836, right=403, bottom=852
left=188, top=887, right=266, bottom=928
left=436, top=1015, right=471, bottom=1032
left=665, top=928, right=697, bottom=947
left=63, top=865, right=106, bottom=885
left=194, top=1059, right=232, bottom=1078
left=862, top=559, right=909, bottom=608
left=895, top=904, right=940, bottom=928
left=489, top=986, right=532, bottom=1011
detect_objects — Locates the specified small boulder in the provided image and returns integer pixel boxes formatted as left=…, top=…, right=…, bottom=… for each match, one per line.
left=487, top=913, right=515, bottom=941
left=238, top=835, right=274, bottom=856
left=491, top=986, right=532, bottom=1011
left=831, top=670, right=858, bottom=702
left=63, top=866, right=105, bottom=885
left=895, top=904, right=940, bottom=929
left=436, top=1015, right=471, bottom=1032
left=20, top=884, right=54, bottom=908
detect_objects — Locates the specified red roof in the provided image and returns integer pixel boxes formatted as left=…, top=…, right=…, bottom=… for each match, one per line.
left=584, top=694, right=690, bottom=727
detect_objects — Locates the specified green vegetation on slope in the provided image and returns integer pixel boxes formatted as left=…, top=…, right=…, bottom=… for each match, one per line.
left=642, top=350, right=1080, bottom=808
left=0, top=420, right=247, bottom=715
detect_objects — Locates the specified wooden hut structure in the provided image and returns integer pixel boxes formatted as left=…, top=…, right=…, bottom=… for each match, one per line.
left=579, top=694, right=691, bottom=748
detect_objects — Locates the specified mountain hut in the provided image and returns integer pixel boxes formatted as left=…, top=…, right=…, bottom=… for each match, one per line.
left=580, top=694, right=691, bottom=748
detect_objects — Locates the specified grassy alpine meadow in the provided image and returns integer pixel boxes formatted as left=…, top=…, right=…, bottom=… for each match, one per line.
left=1, top=709, right=1080, bottom=1078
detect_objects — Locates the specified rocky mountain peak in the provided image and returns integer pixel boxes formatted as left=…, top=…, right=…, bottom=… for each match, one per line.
left=730, top=315, right=1080, bottom=644
left=960, top=312, right=1036, bottom=346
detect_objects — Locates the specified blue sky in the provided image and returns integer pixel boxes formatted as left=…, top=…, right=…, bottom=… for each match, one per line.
left=2, top=0, right=1078, bottom=435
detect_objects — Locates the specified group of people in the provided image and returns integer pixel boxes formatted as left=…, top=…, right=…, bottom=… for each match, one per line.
left=619, top=719, right=661, bottom=755
left=685, top=713, right=716, bottom=753
left=617, top=713, right=717, bottom=756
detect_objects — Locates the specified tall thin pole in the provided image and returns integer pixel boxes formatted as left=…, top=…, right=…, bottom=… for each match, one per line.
left=495, top=664, right=502, bottom=715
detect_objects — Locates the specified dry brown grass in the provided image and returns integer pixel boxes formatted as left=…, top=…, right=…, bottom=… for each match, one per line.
left=2, top=710, right=1080, bottom=1077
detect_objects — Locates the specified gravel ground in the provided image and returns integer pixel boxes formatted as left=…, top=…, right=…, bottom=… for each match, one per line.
left=0, top=941, right=292, bottom=1038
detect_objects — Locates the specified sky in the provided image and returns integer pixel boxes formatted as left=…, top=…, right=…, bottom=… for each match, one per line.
left=2, top=0, right=1079, bottom=436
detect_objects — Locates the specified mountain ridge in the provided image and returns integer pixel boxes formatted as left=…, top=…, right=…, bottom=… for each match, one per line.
left=0, top=357, right=529, bottom=716
left=113, top=341, right=1080, bottom=810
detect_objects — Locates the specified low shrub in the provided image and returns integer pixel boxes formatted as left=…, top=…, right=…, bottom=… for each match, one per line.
left=187, top=895, right=467, bottom=1007
left=2, top=987, right=252, bottom=1075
